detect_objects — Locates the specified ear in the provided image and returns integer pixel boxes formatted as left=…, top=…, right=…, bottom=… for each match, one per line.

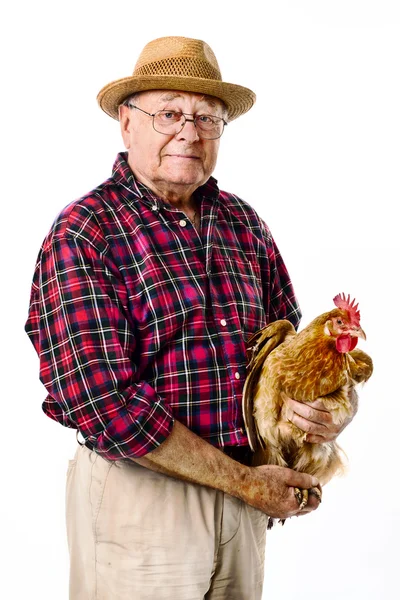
left=119, top=104, right=132, bottom=149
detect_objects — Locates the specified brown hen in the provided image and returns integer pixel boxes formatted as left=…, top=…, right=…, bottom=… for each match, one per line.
left=242, top=294, right=373, bottom=520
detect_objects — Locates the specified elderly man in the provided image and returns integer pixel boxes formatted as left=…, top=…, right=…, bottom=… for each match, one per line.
left=26, top=37, right=347, bottom=599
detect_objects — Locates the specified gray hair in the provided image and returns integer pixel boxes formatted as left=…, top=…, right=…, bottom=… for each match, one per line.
left=121, top=93, right=140, bottom=107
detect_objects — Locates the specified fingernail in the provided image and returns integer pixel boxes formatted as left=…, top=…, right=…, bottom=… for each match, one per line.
left=311, top=477, right=319, bottom=486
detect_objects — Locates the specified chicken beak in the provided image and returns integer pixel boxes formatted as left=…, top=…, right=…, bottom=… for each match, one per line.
left=352, top=326, right=366, bottom=340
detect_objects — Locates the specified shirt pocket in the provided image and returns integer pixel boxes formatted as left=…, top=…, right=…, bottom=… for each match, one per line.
left=224, top=256, right=266, bottom=337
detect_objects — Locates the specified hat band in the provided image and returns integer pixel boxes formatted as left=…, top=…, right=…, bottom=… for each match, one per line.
left=134, top=57, right=222, bottom=81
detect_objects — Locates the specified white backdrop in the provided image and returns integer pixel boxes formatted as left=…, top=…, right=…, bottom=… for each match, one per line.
left=2, top=1, right=399, bottom=598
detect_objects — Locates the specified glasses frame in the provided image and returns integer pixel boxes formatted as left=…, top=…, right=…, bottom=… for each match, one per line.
left=127, top=103, right=228, bottom=140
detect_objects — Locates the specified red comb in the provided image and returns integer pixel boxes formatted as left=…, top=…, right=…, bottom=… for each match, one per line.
left=333, top=293, right=360, bottom=326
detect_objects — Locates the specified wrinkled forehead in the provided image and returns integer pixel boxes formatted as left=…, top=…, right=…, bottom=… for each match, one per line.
left=135, top=89, right=226, bottom=114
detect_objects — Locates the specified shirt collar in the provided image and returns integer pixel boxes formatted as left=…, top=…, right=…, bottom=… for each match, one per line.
left=111, top=152, right=220, bottom=209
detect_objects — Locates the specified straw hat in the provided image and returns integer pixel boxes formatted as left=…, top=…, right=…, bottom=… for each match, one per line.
left=97, top=36, right=256, bottom=122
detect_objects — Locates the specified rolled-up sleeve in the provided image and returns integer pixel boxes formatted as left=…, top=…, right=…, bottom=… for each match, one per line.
left=25, top=231, right=174, bottom=460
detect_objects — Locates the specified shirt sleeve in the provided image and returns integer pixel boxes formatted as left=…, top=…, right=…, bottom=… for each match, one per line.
left=259, top=221, right=302, bottom=329
left=25, top=230, right=174, bottom=460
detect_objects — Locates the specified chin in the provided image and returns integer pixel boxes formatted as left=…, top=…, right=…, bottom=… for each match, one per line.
left=166, top=170, right=206, bottom=186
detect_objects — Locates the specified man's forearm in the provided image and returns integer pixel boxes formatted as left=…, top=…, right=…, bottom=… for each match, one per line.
left=130, top=420, right=321, bottom=520
left=131, top=420, right=247, bottom=499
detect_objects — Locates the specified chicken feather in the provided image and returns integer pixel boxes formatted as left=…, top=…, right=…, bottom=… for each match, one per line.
left=242, top=296, right=373, bottom=496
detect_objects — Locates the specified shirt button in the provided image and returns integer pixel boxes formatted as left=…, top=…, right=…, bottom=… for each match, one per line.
left=151, top=205, right=158, bottom=212
left=220, top=319, right=227, bottom=327
left=179, top=219, right=187, bottom=227
left=235, top=372, right=240, bottom=380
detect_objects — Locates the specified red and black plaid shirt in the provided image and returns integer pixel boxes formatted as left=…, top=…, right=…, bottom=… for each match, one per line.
left=25, top=152, right=301, bottom=460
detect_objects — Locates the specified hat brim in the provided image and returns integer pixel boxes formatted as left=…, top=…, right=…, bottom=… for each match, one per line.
left=97, top=75, right=256, bottom=122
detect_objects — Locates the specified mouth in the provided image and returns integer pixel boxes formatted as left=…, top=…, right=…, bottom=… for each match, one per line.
left=165, top=154, right=201, bottom=160
left=352, top=326, right=367, bottom=340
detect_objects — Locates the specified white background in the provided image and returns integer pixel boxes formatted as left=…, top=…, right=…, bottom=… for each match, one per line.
left=2, top=1, right=399, bottom=598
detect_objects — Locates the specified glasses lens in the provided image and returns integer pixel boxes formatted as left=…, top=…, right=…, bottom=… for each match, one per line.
left=195, top=115, right=224, bottom=137
left=153, top=111, right=183, bottom=133
left=153, top=110, right=225, bottom=139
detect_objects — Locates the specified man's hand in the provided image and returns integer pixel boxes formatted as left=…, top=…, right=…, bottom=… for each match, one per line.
left=134, top=420, right=321, bottom=519
left=284, top=388, right=358, bottom=444
left=240, top=464, right=321, bottom=519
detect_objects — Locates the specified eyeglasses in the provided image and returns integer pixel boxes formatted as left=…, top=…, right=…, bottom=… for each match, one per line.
left=127, top=103, right=227, bottom=140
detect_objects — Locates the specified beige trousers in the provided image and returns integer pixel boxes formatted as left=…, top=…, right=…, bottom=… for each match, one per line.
left=66, top=445, right=268, bottom=600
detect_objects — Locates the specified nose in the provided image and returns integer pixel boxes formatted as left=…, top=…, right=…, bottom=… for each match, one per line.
left=176, top=117, right=200, bottom=142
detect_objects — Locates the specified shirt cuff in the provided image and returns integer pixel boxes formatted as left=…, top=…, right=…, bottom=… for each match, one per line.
left=92, top=381, right=175, bottom=460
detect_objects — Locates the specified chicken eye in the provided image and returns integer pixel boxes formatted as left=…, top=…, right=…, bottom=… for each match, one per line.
left=337, top=319, right=343, bottom=325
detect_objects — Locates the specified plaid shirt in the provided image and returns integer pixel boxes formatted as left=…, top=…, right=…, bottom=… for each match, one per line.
left=25, top=152, right=301, bottom=460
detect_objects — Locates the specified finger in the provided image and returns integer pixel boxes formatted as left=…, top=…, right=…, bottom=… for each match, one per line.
left=285, top=470, right=320, bottom=490
left=306, top=433, right=336, bottom=443
left=288, top=412, right=331, bottom=436
left=294, top=503, right=319, bottom=517
left=296, top=505, right=318, bottom=517
left=302, top=493, right=321, bottom=511
left=294, top=489, right=321, bottom=516
left=306, top=398, right=330, bottom=411
left=285, top=397, right=332, bottom=426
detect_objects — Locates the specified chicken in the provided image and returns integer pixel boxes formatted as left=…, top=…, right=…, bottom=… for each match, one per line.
left=242, top=294, right=373, bottom=521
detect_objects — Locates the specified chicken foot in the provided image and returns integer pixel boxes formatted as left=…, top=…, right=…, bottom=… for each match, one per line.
left=294, top=486, right=322, bottom=510
left=273, top=486, right=322, bottom=528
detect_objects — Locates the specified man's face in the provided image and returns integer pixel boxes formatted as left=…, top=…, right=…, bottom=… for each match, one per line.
left=119, top=90, right=224, bottom=200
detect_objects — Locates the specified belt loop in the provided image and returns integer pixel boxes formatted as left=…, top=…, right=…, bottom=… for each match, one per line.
left=76, top=430, right=85, bottom=446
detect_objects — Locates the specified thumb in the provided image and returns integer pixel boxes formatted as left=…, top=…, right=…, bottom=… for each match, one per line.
left=284, top=468, right=319, bottom=489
